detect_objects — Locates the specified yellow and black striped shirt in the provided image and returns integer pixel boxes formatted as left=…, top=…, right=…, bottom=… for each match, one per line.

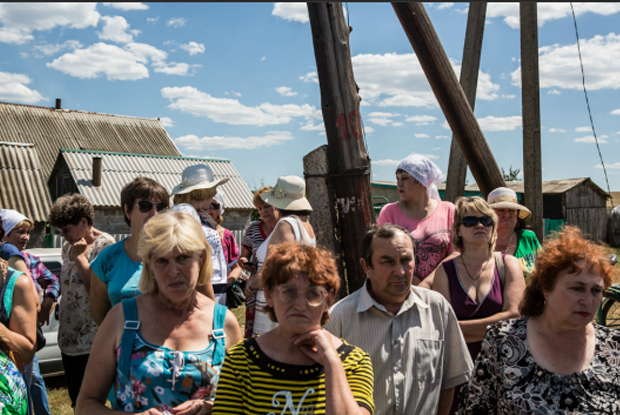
left=213, top=337, right=374, bottom=414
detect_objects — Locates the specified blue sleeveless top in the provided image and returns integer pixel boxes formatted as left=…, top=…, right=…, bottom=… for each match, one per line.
left=112, top=297, right=227, bottom=412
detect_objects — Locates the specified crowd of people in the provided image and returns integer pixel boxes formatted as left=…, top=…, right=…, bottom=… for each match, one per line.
left=0, top=154, right=618, bottom=415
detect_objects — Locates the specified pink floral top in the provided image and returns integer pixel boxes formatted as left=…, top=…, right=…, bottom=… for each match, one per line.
left=58, top=233, right=115, bottom=355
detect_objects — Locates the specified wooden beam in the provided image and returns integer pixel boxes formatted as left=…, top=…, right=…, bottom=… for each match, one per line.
left=392, top=2, right=504, bottom=198
left=445, top=2, right=487, bottom=203
left=520, top=2, right=544, bottom=242
left=307, top=3, right=375, bottom=297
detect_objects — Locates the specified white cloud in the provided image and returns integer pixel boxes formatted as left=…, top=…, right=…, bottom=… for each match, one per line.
left=406, top=115, right=437, bottom=125
left=574, top=136, right=607, bottom=143
left=597, top=162, right=620, bottom=169
left=548, top=128, right=567, bottom=133
left=32, top=40, right=82, bottom=57
left=147, top=17, right=159, bottom=23
left=158, top=117, right=174, bottom=127
left=612, top=109, right=620, bottom=115
left=161, top=86, right=321, bottom=126
left=102, top=3, right=149, bottom=11
left=167, top=17, right=186, bottom=28
left=415, top=133, right=430, bottom=138
left=0, top=3, right=100, bottom=44
left=174, top=131, right=295, bottom=150
left=372, top=159, right=400, bottom=166
left=512, top=33, right=620, bottom=90
left=364, top=126, right=374, bottom=134
left=300, top=121, right=324, bottom=132
left=179, top=41, right=205, bottom=56
left=299, top=72, right=318, bottom=83
left=487, top=3, right=620, bottom=29
left=548, top=89, right=561, bottom=95
left=352, top=53, right=500, bottom=108
left=0, top=71, right=45, bottom=103
left=98, top=16, right=139, bottom=44
left=153, top=61, right=195, bottom=76
left=272, top=3, right=308, bottom=23
left=276, top=86, right=297, bottom=97
left=575, top=126, right=591, bottom=133
left=437, top=3, right=454, bottom=10
left=367, top=112, right=402, bottom=126
left=261, top=56, right=266, bottom=61
left=478, top=115, right=522, bottom=132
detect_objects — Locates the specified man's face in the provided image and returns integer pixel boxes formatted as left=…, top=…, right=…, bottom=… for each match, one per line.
left=361, top=232, right=415, bottom=307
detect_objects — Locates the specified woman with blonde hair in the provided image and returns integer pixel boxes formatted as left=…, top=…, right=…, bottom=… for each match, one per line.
left=432, top=196, right=525, bottom=415
left=76, top=210, right=242, bottom=414
left=458, top=225, right=620, bottom=414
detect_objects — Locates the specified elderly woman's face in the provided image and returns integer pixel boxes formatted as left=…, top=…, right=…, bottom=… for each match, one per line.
left=494, top=208, right=518, bottom=233
left=543, top=261, right=605, bottom=328
left=265, top=273, right=329, bottom=334
left=149, top=248, right=204, bottom=303
left=58, top=217, right=89, bottom=244
left=257, top=202, right=277, bottom=223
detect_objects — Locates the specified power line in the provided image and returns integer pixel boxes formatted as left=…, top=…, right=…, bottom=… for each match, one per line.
left=570, top=3, right=614, bottom=207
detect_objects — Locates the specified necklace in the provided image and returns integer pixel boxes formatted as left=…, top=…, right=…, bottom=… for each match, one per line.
left=501, top=232, right=517, bottom=255
left=461, top=255, right=491, bottom=288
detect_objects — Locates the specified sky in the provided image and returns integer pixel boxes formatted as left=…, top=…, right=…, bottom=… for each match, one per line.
left=1, top=2, right=620, bottom=196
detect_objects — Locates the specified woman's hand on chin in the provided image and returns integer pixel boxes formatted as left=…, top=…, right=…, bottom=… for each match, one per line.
left=292, top=329, right=340, bottom=366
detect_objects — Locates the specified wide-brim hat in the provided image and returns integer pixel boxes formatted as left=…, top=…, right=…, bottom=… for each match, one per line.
left=487, top=187, right=531, bottom=220
left=261, top=175, right=313, bottom=212
left=171, top=164, right=229, bottom=196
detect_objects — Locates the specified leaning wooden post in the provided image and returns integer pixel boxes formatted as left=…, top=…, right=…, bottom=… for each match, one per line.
left=392, top=2, right=504, bottom=197
left=445, top=2, right=487, bottom=202
left=307, top=2, right=375, bottom=297
left=520, top=2, right=544, bottom=242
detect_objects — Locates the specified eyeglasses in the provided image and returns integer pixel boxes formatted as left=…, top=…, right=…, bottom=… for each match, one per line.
left=275, top=285, right=327, bottom=307
left=461, top=215, right=494, bottom=227
left=208, top=202, right=220, bottom=210
left=135, top=200, right=167, bottom=213
left=57, top=224, right=74, bottom=235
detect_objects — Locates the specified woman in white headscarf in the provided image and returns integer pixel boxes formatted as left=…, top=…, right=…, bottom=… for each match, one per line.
left=377, top=153, right=456, bottom=286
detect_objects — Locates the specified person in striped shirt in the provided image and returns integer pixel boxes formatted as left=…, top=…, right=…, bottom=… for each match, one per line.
left=213, top=242, right=374, bottom=415
left=324, top=223, right=473, bottom=415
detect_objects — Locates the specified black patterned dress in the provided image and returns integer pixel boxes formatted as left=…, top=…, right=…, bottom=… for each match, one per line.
left=457, top=317, right=620, bottom=415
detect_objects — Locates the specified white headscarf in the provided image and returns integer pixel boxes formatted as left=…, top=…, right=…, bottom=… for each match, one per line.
left=0, top=209, right=29, bottom=236
left=396, top=153, right=443, bottom=201
left=213, top=189, right=225, bottom=216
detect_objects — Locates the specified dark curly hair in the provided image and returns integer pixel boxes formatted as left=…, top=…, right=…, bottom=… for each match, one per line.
left=261, top=242, right=340, bottom=326
left=520, top=225, right=617, bottom=316
left=48, top=194, right=95, bottom=228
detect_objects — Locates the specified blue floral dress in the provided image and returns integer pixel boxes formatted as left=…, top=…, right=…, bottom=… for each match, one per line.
left=112, top=298, right=227, bottom=412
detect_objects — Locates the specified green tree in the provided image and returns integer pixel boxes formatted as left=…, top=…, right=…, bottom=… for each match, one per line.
left=501, top=165, right=521, bottom=182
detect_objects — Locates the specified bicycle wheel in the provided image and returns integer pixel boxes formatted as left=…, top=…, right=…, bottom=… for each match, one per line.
left=602, top=296, right=620, bottom=329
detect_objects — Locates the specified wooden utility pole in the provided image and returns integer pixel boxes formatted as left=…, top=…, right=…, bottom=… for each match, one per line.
left=392, top=2, right=504, bottom=198
left=520, top=2, right=544, bottom=242
left=307, top=3, right=375, bottom=297
left=445, top=2, right=487, bottom=203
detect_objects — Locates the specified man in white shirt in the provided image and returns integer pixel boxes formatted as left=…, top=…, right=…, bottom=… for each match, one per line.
left=324, top=223, right=473, bottom=415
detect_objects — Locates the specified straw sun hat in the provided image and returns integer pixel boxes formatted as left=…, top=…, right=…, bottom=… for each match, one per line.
left=487, top=187, right=531, bottom=220
left=261, top=175, right=313, bottom=212
left=171, top=164, right=229, bottom=196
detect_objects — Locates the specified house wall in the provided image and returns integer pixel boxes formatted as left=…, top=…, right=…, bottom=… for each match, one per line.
left=564, top=184, right=609, bottom=241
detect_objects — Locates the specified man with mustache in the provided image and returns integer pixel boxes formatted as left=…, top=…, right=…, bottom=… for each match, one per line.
left=324, top=223, right=473, bottom=415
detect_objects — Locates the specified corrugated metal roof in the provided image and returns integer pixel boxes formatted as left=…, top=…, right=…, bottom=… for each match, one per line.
left=58, top=149, right=255, bottom=210
left=0, top=101, right=181, bottom=180
left=376, top=178, right=609, bottom=197
left=0, top=142, right=53, bottom=221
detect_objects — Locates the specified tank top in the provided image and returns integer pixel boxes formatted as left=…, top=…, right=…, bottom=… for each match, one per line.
left=112, top=298, right=227, bottom=412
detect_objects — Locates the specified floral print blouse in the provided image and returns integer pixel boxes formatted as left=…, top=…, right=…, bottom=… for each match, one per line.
left=58, top=233, right=115, bottom=355
left=457, top=317, right=620, bottom=415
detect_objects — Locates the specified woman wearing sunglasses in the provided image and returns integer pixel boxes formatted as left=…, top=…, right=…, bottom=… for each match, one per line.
left=90, top=177, right=170, bottom=326
left=432, top=196, right=525, bottom=415
left=213, top=242, right=374, bottom=415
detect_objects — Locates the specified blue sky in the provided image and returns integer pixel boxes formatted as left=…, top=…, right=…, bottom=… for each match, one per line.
left=2, top=3, right=620, bottom=195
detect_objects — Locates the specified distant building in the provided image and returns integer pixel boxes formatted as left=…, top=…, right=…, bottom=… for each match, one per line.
left=372, top=177, right=611, bottom=242
left=0, top=100, right=253, bottom=247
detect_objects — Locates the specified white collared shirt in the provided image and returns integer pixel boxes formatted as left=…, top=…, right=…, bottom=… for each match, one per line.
left=324, top=280, right=473, bottom=415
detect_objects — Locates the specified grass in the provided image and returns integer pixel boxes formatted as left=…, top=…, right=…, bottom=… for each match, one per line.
left=47, top=304, right=246, bottom=414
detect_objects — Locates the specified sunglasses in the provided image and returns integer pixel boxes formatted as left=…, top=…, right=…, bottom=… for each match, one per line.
left=208, top=202, right=221, bottom=210
left=461, top=215, right=494, bottom=227
left=135, top=200, right=167, bottom=213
